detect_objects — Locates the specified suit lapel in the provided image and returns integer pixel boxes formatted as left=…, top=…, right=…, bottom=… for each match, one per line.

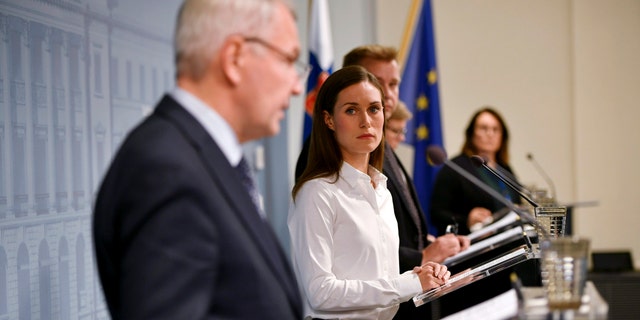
left=154, top=96, right=300, bottom=309
left=384, top=148, right=424, bottom=218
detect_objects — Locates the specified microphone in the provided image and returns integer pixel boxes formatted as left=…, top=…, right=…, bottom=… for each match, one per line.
left=470, top=155, right=539, bottom=208
left=473, top=155, right=534, bottom=198
left=526, top=153, right=557, bottom=202
left=426, top=145, right=549, bottom=239
left=494, top=162, right=534, bottom=198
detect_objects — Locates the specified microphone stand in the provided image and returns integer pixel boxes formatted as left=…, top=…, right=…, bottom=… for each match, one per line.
left=527, top=153, right=557, bottom=202
left=426, top=146, right=550, bottom=240
left=494, top=162, right=534, bottom=198
left=411, top=146, right=545, bottom=308
left=470, top=156, right=540, bottom=208
left=470, top=155, right=569, bottom=240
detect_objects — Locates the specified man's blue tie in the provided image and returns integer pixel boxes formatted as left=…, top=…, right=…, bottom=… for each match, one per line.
left=235, top=157, right=265, bottom=219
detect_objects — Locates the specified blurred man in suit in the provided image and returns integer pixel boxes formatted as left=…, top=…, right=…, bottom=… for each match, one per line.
left=93, top=0, right=305, bottom=318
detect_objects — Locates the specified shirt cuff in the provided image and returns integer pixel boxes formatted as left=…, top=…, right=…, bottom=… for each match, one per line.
left=396, top=270, right=424, bottom=300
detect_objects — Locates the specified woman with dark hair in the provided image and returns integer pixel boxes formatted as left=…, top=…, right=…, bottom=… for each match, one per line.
left=430, top=107, right=522, bottom=236
left=288, top=65, right=450, bottom=320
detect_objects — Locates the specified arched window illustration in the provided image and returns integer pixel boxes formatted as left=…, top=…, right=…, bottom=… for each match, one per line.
left=17, top=243, right=31, bottom=320
left=0, top=247, right=7, bottom=316
left=58, top=238, right=70, bottom=320
left=75, top=234, right=86, bottom=314
left=38, top=239, right=51, bottom=320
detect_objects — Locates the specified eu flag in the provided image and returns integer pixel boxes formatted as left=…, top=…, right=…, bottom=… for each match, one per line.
left=399, top=0, right=443, bottom=236
left=303, top=0, right=333, bottom=142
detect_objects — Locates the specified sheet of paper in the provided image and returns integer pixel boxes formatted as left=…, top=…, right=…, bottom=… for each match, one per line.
left=443, top=225, right=524, bottom=266
left=467, top=210, right=520, bottom=242
left=441, top=288, right=519, bottom=320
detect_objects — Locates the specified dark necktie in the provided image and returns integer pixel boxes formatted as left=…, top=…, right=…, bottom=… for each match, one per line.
left=387, top=149, right=425, bottom=249
left=235, top=157, right=265, bottom=219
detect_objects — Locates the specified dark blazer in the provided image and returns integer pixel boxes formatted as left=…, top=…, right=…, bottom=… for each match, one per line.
left=93, top=95, right=302, bottom=319
left=382, top=146, right=430, bottom=272
left=430, top=154, right=521, bottom=236
left=383, top=146, right=433, bottom=320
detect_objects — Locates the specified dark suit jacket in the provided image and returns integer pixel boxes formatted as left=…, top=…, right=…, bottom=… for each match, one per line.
left=382, top=145, right=430, bottom=272
left=93, top=95, right=302, bottom=319
left=383, top=146, right=433, bottom=320
left=430, top=154, right=521, bottom=235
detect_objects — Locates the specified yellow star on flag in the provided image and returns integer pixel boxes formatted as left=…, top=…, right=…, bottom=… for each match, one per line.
left=416, top=94, right=429, bottom=111
left=416, top=124, right=429, bottom=141
left=428, top=69, right=437, bottom=85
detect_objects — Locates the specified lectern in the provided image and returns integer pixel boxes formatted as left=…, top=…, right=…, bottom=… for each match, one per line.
left=414, top=211, right=539, bottom=317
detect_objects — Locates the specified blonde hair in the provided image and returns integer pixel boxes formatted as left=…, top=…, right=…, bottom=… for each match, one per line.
left=388, top=100, right=413, bottom=121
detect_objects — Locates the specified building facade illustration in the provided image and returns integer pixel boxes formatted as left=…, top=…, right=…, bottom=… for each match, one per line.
left=0, top=0, right=179, bottom=318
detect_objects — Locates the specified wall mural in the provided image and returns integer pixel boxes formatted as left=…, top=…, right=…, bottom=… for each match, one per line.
left=0, top=0, right=181, bottom=318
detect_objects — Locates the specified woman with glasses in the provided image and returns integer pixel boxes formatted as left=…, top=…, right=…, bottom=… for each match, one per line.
left=385, top=100, right=412, bottom=150
left=430, top=106, right=522, bottom=236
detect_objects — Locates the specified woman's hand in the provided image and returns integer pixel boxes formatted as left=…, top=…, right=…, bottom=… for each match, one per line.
left=414, top=262, right=451, bottom=291
left=468, top=207, right=492, bottom=229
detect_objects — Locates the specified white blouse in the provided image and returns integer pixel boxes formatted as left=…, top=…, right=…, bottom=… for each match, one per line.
left=288, top=162, right=422, bottom=320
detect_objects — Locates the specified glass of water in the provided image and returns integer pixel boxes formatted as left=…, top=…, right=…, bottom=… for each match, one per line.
left=540, top=237, right=590, bottom=310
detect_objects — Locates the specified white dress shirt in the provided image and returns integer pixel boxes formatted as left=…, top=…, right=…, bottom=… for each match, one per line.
left=170, top=87, right=242, bottom=166
left=288, top=162, right=423, bottom=320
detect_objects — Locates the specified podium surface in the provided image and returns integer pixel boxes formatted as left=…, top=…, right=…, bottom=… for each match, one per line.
left=520, top=281, right=608, bottom=319
left=440, top=281, right=608, bottom=320
left=414, top=244, right=533, bottom=307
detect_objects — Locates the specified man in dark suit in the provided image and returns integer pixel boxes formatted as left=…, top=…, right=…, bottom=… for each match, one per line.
left=93, top=0, right=304, bottom=318
left=295, top=45, right=470, bottom=319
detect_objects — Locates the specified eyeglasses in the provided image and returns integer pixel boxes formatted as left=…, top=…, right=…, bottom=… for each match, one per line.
left=386, top=126, right=407, bottom=136
left=475, top=125, right=502, bottom=135
left=243, top=37, right=311, bottom=82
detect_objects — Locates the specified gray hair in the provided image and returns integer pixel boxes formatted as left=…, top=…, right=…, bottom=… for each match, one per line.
left=174, top=0, right=293, bottom=79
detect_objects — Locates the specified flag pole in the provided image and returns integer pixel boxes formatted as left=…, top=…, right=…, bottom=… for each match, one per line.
left=398, top=0, right=423, bottom=71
